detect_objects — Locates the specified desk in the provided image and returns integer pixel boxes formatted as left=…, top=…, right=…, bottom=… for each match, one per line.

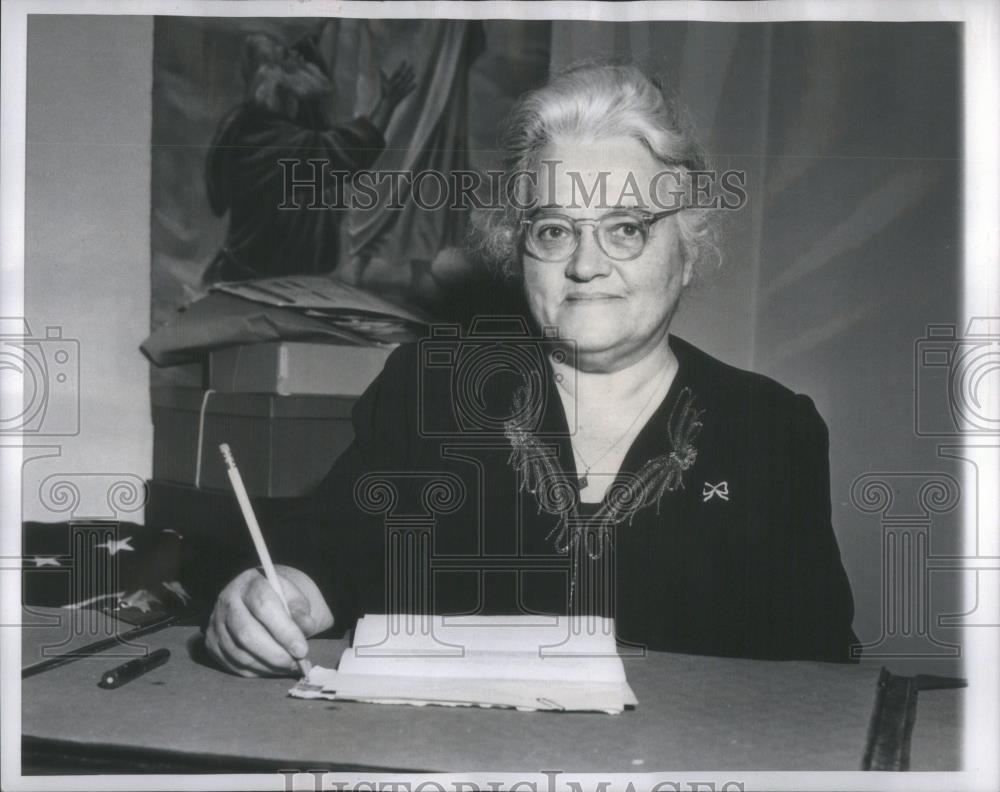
left=20, top=609, right=962, bottom=773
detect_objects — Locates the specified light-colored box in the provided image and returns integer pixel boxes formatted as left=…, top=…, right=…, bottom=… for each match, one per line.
left=209, top=342, right=394, bottom=396
left=151, top=387, right=356, bottom=497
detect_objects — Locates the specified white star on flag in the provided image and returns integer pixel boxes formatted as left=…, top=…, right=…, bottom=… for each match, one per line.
left=162, top=580, right=191, bottom=605
left=31, top=556, right=61, bottom=567
left=95, top=536, right=135, bottom=556
left=119, top=589, right=160, bottom=613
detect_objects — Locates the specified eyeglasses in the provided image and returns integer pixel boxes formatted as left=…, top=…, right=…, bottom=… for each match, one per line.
left=521, top=207, right=683, bottom=263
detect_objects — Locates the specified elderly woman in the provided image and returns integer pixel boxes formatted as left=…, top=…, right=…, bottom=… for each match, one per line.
left=206, top=64, right=858, bottom=676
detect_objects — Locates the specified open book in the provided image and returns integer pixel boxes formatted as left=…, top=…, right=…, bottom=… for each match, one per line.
left=289, top=614, right=638, bottom=714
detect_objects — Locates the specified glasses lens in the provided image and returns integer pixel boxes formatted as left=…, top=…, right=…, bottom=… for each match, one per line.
left=527, top=217, right=576, bottom=261
left=596, top=212, right=648, bottom=258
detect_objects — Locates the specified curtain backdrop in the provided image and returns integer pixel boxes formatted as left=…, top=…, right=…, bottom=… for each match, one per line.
left=331, top=20, right=482, bottom=288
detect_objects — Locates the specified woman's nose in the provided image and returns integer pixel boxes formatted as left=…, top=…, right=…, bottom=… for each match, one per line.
left=564, top=227, right=612, bottom=281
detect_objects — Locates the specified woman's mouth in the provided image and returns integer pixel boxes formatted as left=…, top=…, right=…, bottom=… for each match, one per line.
left=563, top=293, right=622, bottom=302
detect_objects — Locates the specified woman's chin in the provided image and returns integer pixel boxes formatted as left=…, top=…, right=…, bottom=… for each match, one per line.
left=556, top=332, right=625, bottom=359
left=551, top=318, right=624, bottom=350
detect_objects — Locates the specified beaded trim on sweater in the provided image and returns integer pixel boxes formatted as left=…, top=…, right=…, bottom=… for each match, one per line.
left=504, top=382, right=705, bottom=575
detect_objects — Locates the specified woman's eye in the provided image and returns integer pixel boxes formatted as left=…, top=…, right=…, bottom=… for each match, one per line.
left=610, top=223, right=642, bottom=238
left=537, top=225, right=568, bottom=240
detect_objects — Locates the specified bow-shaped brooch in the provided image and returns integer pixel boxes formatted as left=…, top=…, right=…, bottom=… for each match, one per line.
left=702, top=481, right=729, bottom=502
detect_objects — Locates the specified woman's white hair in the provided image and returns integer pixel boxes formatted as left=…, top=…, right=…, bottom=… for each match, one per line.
left=472, top=62, right=721, bottom=280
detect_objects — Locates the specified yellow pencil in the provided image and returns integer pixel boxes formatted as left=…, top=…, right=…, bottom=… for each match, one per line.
left=219, top=442, right=312, bottom=677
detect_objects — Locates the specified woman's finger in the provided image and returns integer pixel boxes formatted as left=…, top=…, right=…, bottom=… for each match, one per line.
left=204, top=616, right=232, bottom=671
left=244, top=580, right=310, bottom=659
left=226, top=596, right=301, bottom=671
left=215, top=622, right=284, bottom=677
left=288, top=600, right=317, bottom=636
left=206, top=609, right=273, bottom=677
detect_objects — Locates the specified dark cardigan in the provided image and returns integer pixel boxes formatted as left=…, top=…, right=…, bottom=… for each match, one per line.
left=275, top=334, right=859, bottom=663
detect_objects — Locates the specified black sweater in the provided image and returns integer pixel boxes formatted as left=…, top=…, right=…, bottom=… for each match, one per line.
left=276, top=333, right=859, bottom=663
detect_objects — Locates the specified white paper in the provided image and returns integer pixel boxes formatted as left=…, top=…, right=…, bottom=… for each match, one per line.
left=289, top=614, right=638, bottom=713
left=214, top=276, right=430, bottom=323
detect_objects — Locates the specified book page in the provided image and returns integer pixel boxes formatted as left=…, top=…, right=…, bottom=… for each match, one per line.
left=289, top=615, right=638, bottom=713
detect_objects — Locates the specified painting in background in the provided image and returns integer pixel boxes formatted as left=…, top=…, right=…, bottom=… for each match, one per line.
left=150, top=17, right=551, bottom=385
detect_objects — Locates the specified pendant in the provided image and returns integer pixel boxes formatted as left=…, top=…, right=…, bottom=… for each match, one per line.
left=579, top=473, right=589, bottom=489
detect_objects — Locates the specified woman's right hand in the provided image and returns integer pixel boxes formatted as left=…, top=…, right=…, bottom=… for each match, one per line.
left=205, top=565, right=334, bottom=677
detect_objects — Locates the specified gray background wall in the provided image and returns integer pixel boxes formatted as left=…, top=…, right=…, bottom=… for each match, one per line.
left=23, top=15, right=153, bottom=525
left=23, top=15, right=963, bottom=655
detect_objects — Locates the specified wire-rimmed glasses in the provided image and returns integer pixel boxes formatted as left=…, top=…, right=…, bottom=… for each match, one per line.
left=521, top=207, right=683, bottom=263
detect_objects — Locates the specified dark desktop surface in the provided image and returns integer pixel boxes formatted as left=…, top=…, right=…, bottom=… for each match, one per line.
left=19, top=608, right=962, bottom=774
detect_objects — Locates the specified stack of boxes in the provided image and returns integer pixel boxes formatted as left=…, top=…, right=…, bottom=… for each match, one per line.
left=145, top=342, right=393, bottom=604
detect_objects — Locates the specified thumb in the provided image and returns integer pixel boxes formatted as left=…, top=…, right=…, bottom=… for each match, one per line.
left=287, top=598, right=316, bottom=634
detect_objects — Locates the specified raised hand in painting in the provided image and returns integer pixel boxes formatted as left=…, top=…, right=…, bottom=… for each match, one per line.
left=369, top=60, right=417, bottom=134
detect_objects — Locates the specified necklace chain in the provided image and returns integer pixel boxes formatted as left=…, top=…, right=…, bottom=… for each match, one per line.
left=504, top=379, right=704, bottom=608
left=566, top=363, right=674, bottom=488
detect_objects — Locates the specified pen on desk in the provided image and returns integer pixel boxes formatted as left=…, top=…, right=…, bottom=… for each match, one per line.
left=219, top=442, right=313, bottom=677
left=21, top=615, right=179, bottom=679
left=98, top=648, right=171, bottom=689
